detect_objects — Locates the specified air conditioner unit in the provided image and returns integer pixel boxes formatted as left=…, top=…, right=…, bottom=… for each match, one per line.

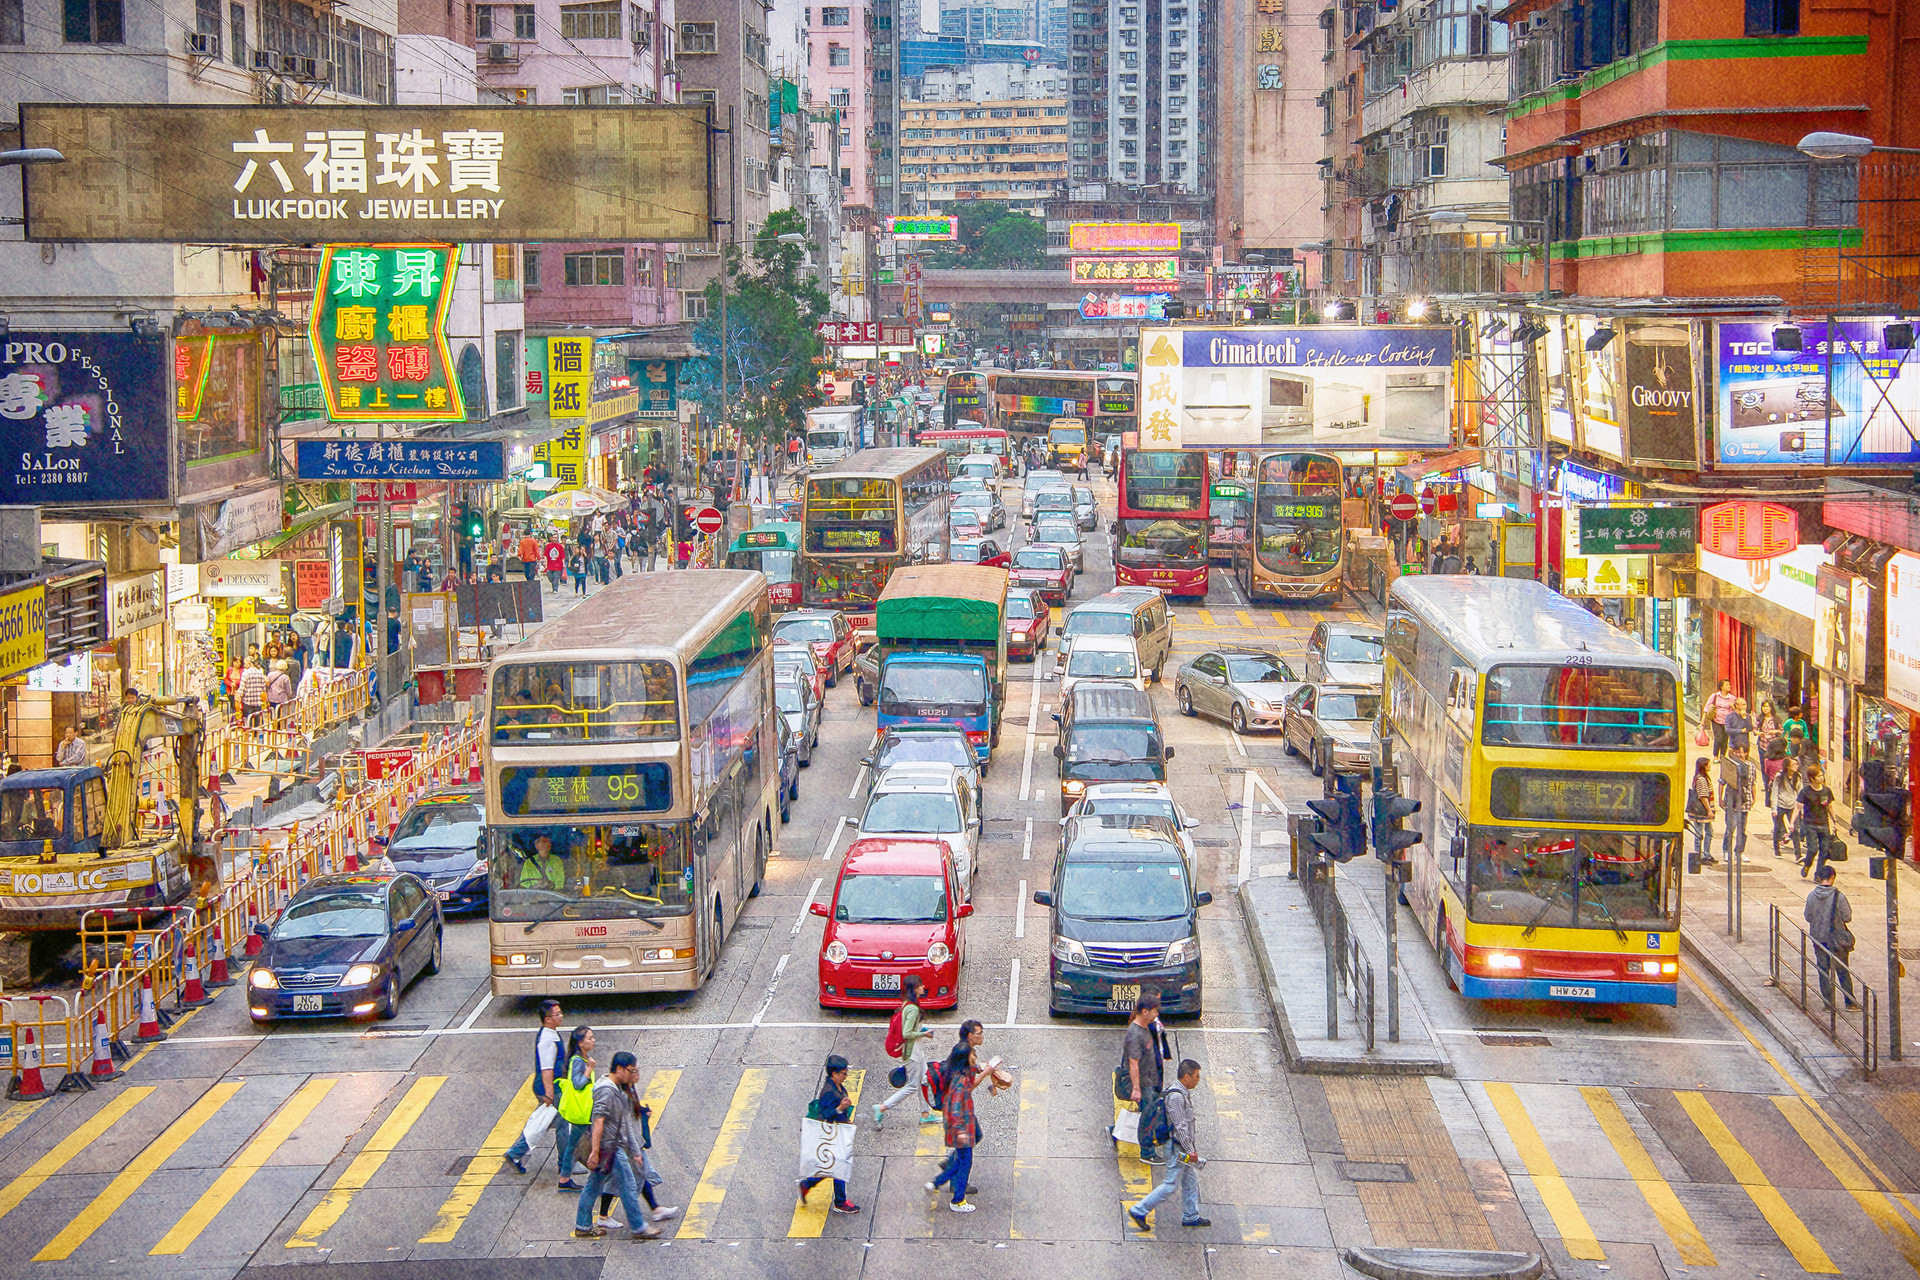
left=275, top=52, right=303, bottom=74
left=303, top=58, right=332, bottom=81
left=487, top=42, right=518, bottom=62
left=186, top=31, right=215, bottom=55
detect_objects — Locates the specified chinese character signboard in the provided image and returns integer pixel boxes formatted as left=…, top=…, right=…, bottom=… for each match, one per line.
left=19, top=104, right=713, bottom=245
left=1576, top=506, right=1696, bottom=556
left=1070, top=257, right=1179, bottom=287
left=0, top=584, right=47, bottom=682
left=818, top=321, right=880, bottom=344
left=295, top=439, right=506, bottom=480
left=1, top=332, right=170, bottom=504
left=1080, top=293, right=1171, bottom=321
left=1068, top=223, right=1182, bottom=253
left=888, top=216, right=958, bottom=241
left=634, top=359, right=678, bottom=419
left=1713, top=317, right=1920, bottom=467
left=310, top=243, right=461, bottom=421
left=295, top=560, right=332, bottom=610
left=548, top=425, right=587, bottom=490
left=547, top=336, right=591, bottom=422
left=106, top=571, right=165, bottom=638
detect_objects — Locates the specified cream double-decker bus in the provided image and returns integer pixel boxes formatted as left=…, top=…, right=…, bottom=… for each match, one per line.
left=484, top=571, right=776, bottom=995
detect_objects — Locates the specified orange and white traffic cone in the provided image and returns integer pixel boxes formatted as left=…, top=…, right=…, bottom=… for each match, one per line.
left=178, top=943, right=211, bottom=1007
left=88, top=1009, right=122, bottom=1082
left=207, top=925, right=233, bottom=987
left=135, top=974, right=167, bottom=1042
left=244, top=898, right=265, bottom=957
left=9, top=1027, right=52, bottom=1101
left=344, top=841, right=360, bottom=873
left=467, top=748, right=482, bottom=784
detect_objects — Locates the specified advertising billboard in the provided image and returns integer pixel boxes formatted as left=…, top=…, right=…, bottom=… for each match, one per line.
left=1136, top=325, right=1454, bottom=448
left=0, top=331, right=171, bottom=504
left=1888, top=552, right=1920, bottom=714
left=19, top=104, right=712, bottom=245
left=889, top=216, right=958, bottom=241
left=1713, top=318, right=1920, bottom=468
left=1079, top=293, right=1170, bottom=321
left=1068, top=223, right=1181, bottom=252
left=309, top=244, right=462, bottom=421
left=1069, top=257, right=1179, bottom=287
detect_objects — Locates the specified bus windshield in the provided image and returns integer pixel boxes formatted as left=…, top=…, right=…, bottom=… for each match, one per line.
left=808, top=429, right=851, bottom=451
left=1124, top=451, right=1207, bottom=514
left=1117, top=517, right=1206, bottom=566
left=1466, top=829, right=1679, bottom=931
left=1482, top=664, right=1680, bottom=750
left=490, top=661, right=679, bottom=744
left=803, top=557, right=889, bottom=610
left=726, top=548, right=797, bottom=582
left=488, top=823, right=693, bottom=920
left=1255, top=453, right=1342, bottom=575
left=805, top=478, right=898, bottom=553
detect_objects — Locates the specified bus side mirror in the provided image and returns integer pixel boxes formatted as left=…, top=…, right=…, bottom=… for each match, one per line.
left=1164, top=747, right=1176, bottom=760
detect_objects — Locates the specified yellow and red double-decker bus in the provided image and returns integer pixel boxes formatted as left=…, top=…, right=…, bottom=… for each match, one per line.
left=1114, top=442, right=1209, bottom=598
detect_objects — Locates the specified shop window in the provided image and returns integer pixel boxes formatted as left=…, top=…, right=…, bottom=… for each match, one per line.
left=1, top=0, right=23, bottom=42
left=495, top=331, right=520, bottom=409
left=1745, top=0, right=1797, bottom=35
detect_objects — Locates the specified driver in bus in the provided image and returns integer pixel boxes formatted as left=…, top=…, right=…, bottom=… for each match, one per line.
left=517, top=833, right=569, bottom=891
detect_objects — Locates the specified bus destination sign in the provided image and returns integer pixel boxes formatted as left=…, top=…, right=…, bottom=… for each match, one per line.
left=1488, top=768, right=1670, bottom=826
left=499, top=763, right=673, bottom=816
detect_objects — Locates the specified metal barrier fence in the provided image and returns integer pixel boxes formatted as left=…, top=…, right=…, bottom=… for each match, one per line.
left=1766, top=902, right=1879, bottom=1078
left=1299, top=846, right=1376, bottom=1051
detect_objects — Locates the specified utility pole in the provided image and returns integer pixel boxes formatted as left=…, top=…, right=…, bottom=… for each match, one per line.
left=717, top=103, right=739, bottom=486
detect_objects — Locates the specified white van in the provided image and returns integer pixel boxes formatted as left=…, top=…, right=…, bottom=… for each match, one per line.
left=1057, top=634, right=1146, bottom=699
left=1056, top=587, right=1174, bottom=681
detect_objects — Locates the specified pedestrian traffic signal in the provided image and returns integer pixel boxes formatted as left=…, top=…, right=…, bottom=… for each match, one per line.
left=1854, top=759, right=1908, bottom=856
left=462, top=503, right=484, bottom=539
left=1372, top=789, right=1423, bottom=882
left=1305, top=788, right=1365, bottom=863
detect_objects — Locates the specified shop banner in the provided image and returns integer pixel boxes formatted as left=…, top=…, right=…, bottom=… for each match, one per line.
left=548, top=424, right=587, bottom=490
left=173, top=603, right=211, bottom=631
left=165, top=561, right=198, bottom=603
left=634, top=359, right=677, bottom=419
left=295, top=438, right=505, bottom=480
left=201, top=559, right=284, bottom=598
left=1714, top=318, right=1920, bottom=467
left=548, top=336, right=591, bottom=421
left=1623, top=322, right=1697, bottom=465
left=1070, top=257, right=1179, bottom=287
left=1887, top=552, right=1920, bottom=714
left=1137, top=324, right=1453, bottom=449
left=1068, top=222, right=1181, bottom=252
left=0, top=583, right=47, bottom=682
left=1577, top=506, right=1696, bottom=556
left=1699, top=542, right=1828, bottom=623
left=295, top=560, right=331, bottom=610
left=107, top=571, right=166, bottom=638
left=26, top=652, right=89, bottom=692
left=0, top=331, right=171, bottom=504
left=197, top=486, right=283, bottom=558
left=1079, top=293, right=1170, bottom=321
left=310, top=243, right=462, bottom=422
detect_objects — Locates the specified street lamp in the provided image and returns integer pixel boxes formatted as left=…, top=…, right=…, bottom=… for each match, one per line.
left=1796, top=131, right=1920, bottom=159
left=0, top=149, right=65, bottom=166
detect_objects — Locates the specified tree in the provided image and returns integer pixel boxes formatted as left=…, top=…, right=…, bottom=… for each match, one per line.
left=918, top=201, right=1050, bottom=270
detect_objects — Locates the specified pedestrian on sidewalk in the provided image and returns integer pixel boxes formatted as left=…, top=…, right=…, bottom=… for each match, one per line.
left=1124, top=990, right=1172, bottom=1162
left=1699, top=679, right=1737, bottom=758
left=1725, top=696, right=1752, bottom=756
left=1127, top=1059, right=1210, bottom=1232
left=1772, top=756, right=1803, bottom=861
left=1762, top=712, right=1789, bottom=807
left=928, top=1021, right=986, bottom=1212
left=570, top=551, right=590, bottom=595
left=1797, top=766, right=1837, bottom=878
left=544, top=536, right=566, bottom=591
left=1720, top=743, right=1756, bottom=864
left=874, top=975, right=938, bottom=1127
left=1804, top=865, right=1857, bottom=1010
left=237, top=656, right=268, bottom=725
left=796, top=1054, right=861, bottom=1214
left=517, top=531, right=540, bottom=584
left=555, top=1025, right=597, bottom=1191
left=1686, top=758, right=1717, bottom=872
left=504, top=999, right=566, bottom=1175
left=1783, top=702, right=1814, bottom=752
left=573, top=1051, right=663, bottom=1240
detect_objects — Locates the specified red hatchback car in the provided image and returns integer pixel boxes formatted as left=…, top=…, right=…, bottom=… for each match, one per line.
left=1005, top=588, right=1048, bottom=661
left=814, top=837, right=971, bottom=1010
left=1010, top=545, right=1071, bottom=607
left=774, top=609, right=858, bottom=688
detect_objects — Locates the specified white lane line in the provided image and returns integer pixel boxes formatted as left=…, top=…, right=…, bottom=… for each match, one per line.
left=457, top=995, right=494, bottom=1032
left=821, top=815, right=848, bottom=861
left=159, top=1020, right=1276, bottom=1045
left=847, top=764, right=868, bottom=800
left=1020, top=716, right=1039, bottom=801
left=1248, top=769, right=1290, bottom=813
left=1230, top=726, right=1249, bottom=757
left=1005, top=957, right=1021, bottom=1027
left=1238, top=769, right=1257, bottom=885
left=1022, top=816, right=1033, bottom=862
left=751, top=952, right=791, bottom=1027
left=1015, top=880, right=1027, bottom=939
left=793, top=876, right=824, bottom=936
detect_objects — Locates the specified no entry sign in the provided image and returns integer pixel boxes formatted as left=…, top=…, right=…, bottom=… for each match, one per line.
left=1388, top=494, right=1420, bottom=521
left=691, top=506, right=725, bottom=535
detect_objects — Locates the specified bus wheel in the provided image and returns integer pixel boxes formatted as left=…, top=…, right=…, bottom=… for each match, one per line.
left=1437, top=912, right=1459, bottom=991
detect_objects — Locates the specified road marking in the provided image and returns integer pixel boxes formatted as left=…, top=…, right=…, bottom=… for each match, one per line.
left=37, top=1082, right=243, bottom=1261
left=289, top=1075, right=447, bottom=1247
left=1436, top=1028, right=1742, bottom=1047
left=1674, top=1090, right=1836, bottom=1273
left=1483, top=1082, right=1603, bottom=1261
left=1009, top=1068, right=1048, bottom=1239
left=1238, top=770, right=1257, bottom=884
left=848, top=763, right=868, bottom=800
left=789, top=1068, right=864, bottom=1236
left=1774, top=1094, right=1920, bottom=1270
left=1021, top=716, right=1039, bottom=801
left=1005, top=958, right=1021, bottom=1026
left=1200, top=609, right=1215, bottom=626
left=157, top=1019, right=1274, bottom=1045
left=912, top=1087, right=948, bottom=1234
left=1580, top=1086, right=1715, bottom=1266
left=1015, top=881, right=1027, bottom=939
left=418, top=1072, right=538, bottom=1243
left=154, top=1077, right=337, bottom=1255
left=678, top=1067, right=772, bottom=1239
left=0, top=1087, right=153, bottom=1225
left=1023, top=816, right=1033, bottom=861
left=1235, top=610, right=1253, bottom=627
left=794, top=877, right=824, bottom=935
left=821, top=815, right=848, bottom=861
left=1112, top=1095, right=1157, bottom=1237
left=458, top=995, right=493, bottom=1032
left=0, top=1100, right=46, bottom=1146
left=1230, top=725, right=1248, bottom=757
left=752, top=954, right=790, bottom=1028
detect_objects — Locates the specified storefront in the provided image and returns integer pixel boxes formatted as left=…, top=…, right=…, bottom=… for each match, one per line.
left=1697, top=536, right=1830, bottom=768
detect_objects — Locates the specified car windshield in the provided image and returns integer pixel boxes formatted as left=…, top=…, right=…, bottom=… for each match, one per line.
left=1060, top=859, right=1189, bottom=920
left=956, top=492, right=993, bottom=509
left=1006, top=594, right=1037, bottom=619
left=1326, top=634, right=1385, bottom=663
left=1067, top=648, right=1138, bottom=679
left=950, top=477, right=986, bottom=493
left=1014, top=548, right=1065, bottom=570
left=1319, top=693, right=1381, bottom=722
left=774, top=654, right=813, bottom=683
left=390, top=799, right=484, bottom=847
left=1035, top=522, right=1077, bottom=541
left=1066, top=612, right=1131, bottom=637
left=1227, top=656, right=1294, bottom=683
left=1066, top=724, right=1160, bottom=763
left=774, top=683, right=806, bottom=713
left=273, top=890, right=389, bottom=939
left=862, top=791, right=962, bottom=835
left=835, top=873, right=949, bottom=923
left=880, top=735, right=974, bottom=770
left=951, top=515, right=983, bottom=534
left=952, top=542, right=984, bottom=562
left=775, top=617, right=836, bottom=643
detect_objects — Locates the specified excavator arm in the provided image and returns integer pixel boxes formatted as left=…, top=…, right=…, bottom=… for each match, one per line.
left=102, top=697, right=203, bottom=853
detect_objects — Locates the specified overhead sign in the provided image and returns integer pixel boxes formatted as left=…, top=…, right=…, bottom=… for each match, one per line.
left=310, top=243, right=462, bottom=421
left=1577, top=506, right=1697, bottom=556
left=294, top=560, right=332, bottom=610
left=818, top=321, right=917, bottom=346
left=1069, top=223, right=1181, bottom=253
left=0, top=332, right=171, bottom=505
left=547, top=335, right=591, bottom=422
left=19, top=103, right=713, bottom=245
left=355, top=481, right=418, bottom=504
left=107, top=571, right=166, bottom=638
left=889, top=216, right=958, bottom=241
left=0, top=584, right=47, bottom=682
left=1888, top=552, right=1920, bottom=714
left=200, top=559, right=284, bottom=598
left=1623, top=323, right=1697, bottom=466
left=1699, top=501, right=1797, bottom=561
left=26, top=652, right=90, bottom=693
left=1078, top=293, right=1170, bottom=321
left=1700, top=542, right=1827, bottom=622
left=1713, top=317, right=1920, bottom=468
left=296, top=439, right=505, bottom=480
left=1069, top=257, right=1179, bottom=286
left=1136, top=325, right=1454, bottom=449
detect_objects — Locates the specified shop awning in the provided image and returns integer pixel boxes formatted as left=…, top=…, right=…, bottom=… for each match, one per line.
left=1397, top=448, right=1484, bottom=484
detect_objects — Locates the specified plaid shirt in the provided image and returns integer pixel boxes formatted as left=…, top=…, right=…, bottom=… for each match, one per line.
left=941, top=1065, right=980, bottom=1149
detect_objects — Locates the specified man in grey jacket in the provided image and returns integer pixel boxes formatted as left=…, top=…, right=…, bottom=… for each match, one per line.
left=1805, top=865, right=1856, bottom=1010
left=1127, top=1059, right=1209, bottom=1230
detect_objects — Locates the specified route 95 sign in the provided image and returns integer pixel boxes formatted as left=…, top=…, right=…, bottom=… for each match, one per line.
left=0, top=584, right=47, bottom=682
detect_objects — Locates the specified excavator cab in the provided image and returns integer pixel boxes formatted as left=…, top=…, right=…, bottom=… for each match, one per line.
left=0, top=767, right=109, bottom=859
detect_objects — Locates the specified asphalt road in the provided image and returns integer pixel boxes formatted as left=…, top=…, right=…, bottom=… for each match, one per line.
left=1, top=473, right=1918, bottom=1280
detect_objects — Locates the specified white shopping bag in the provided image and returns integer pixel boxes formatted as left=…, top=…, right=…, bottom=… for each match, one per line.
left=522, top=1103, right=558, bottom=1144
left=1111, top=1110, right=1141, bottom=1148
left=796, top=1117, right=856, bottom=1183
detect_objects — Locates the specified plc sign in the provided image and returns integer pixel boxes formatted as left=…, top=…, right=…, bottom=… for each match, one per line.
left=1698, top=502, right=1797, bottom=562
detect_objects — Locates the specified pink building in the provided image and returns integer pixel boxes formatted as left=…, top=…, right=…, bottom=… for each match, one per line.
left=808, top=0, right=874, bottom=210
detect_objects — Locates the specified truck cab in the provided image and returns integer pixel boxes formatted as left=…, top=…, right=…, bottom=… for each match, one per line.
left=0, top=767, right=191, bottom=927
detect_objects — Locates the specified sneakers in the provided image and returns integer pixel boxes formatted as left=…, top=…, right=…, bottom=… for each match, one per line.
left=919, top=1110, right=941, bottom=1124
left=831, top=1201, right=862, bottom=1214
left=949, top=1200, right=976, bottom=1213
left=630, top=1225, right=662, bottom=1240
left=647, top=1206, right=680, bottom=1222
left=1139, top=1151, right=1166, bottom=1166
left=873, top=1104, right=887, bottom=1128
left=557, top=1180, right=581, bottom=1193
left=594, top=1215, right=621, bottom=1230
left=573, top=1226, right=607, bottom=1239
left=1183, top=1216, right=1212, bottom=1228
left=1127, top=1208, right=1149, bottom=1231
left=505, top=1155, right=527, bottom=1175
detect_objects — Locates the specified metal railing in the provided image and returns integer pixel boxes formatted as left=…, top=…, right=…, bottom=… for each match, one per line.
left=1296, top=814, right=1376, bottom=1051
left=1766, top=902, right=1879, bottom=1077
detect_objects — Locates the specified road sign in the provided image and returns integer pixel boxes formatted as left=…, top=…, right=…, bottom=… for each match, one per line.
left=692, top=506, right=724, bottom=535
left=1388, top=494, right=1419, bottom=521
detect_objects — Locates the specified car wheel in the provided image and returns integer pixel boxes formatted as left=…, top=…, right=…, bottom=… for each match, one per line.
left=425, top=927, right=443, bottom=976
left=800, top=741, right=812, bottom=768
left=825, top=664, right=837, bottom=689
left=1282, top=731, right=1298, bottom=757
left=1047, top=1000, right=1064, bottom=1018
left=1178, top=686, right=1195, bottom=717
left=1310, top=741, right=1325, bottom=777
left=780, top=792, right=791, bottom=823
left=1148, top=662, right=1162, bottom=684
left=858, top=679, right=874, bottom=707
left=1231, top=704, right=1248, bottom=735
left=377, top=974, right=399, bottom=1020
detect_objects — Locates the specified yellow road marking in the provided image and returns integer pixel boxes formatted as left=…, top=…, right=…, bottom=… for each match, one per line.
left=1580, top=1086, right=1714, bottom=1265
left=0, top=1088, right=153, bottom=1225
left=1199, top=610, right=1215, bottom=627
left=642, top=1067, right=681, bottom=1114
left=153, top=1077, right=335, bottom=1255
left=1483, top=1082, right=1603, bottom=1260
left=1774, top=1095, right=1920, bottom=1274
left=0, top=1100, right=47, bottom=1146
left=789, top=1069, right=864, bottom=1237
left=418, top=1072, right=537, bottom=1244
left=288, top=1075, right=446, bottom=1247
left=1234, top=610, right=1254, bottom=627
left=1009, top=1068, right=1048, bottom=1239
left=1206, top=1065, right=1265, bottom=1242
left=1113, top=1096, right=1158, bottom=1236
left=678, top=1067, right=770, bottom=1239
left=1674, top=1090, right=1836, bottom=1273
left=912, top=1083, right=948, bottom=1236
left=37, top=1082, right=242, bottom=1261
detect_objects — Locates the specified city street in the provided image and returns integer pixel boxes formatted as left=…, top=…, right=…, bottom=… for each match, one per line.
left=0, top=479, right=1917, bottom=1280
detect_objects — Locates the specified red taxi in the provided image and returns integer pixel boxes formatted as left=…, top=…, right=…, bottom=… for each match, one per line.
left=1005, top=588, right=1048, bottom=661
left=773, top=609, right=858, bottom=688
left=1010, top=545, right=1072, bottom=607
left=952, top=537, right=1011, bottom=569
left=813, top=836, right=971, bottom=1010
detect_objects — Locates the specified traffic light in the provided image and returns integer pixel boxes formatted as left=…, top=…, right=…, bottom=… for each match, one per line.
left=1372, top=789, right=1423, bottom=882
left=1305, top=787, right=1365, bottom=863
left=461, top=502, right=483, bottom=539
left=1854, top=759, right=1908, bottom=856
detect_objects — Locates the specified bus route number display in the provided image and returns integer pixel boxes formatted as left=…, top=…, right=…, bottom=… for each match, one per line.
left=821, top=528, right=885, bottom=549
left=1269, top=502, right=1329, bottom=520
left=499, top=764, right=673, bottom=816
left=1488, top=768, right=1669, bottom=826
left=1134, top=495, right=1197, bottom=511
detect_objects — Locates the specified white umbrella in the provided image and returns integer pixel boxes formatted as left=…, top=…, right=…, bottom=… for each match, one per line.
left=532, top=488, right=618, bottom=518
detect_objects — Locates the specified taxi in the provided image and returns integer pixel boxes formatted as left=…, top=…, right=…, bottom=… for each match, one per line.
left=1010, top=545, right=1072, bottom=607
left=1005, top=588, right=1049, bottom=661
left=773, top=609, right=859, bottom=688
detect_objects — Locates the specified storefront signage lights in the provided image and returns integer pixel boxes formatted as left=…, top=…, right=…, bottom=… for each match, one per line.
left=1699, top=501, right=1798, bottom=562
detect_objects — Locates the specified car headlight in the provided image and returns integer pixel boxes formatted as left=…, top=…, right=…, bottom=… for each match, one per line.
left=1164, top=937, right=1199, bottom=965
left=249, top=968, right=279, bottom=990
left=927, top=941, right=952, bottom=965
left=1062, top=780, right=1086, bottom=794
left=343, top=963, right=382, bottom=986
left=463, top=860, right=488, bottom=882
left=1051, top=937, right=1087, bottom=965
left=824, top=940, right=849, bottom=964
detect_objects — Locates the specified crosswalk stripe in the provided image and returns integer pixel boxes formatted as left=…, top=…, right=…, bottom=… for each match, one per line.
left=1113, top=1096, right=1158, bottom=1237
left=152, top=1077, right=336, bottom=1255
left=910, top=1087, right=948, bottom=1235
left=1673, top=1091, right=1837, bottom=1274
left=36, top=1082, right=242, bottom=1261
left=1579, top=1086, right=1715, bottom=1266
left=418, top=1072, right=538, bottom=1244
left=1483, top=1082, right=1603, bottom=1261
left=0, top=1087, right=153, bottom=1226
left=288, top=1075, right=447, bottom=1248
left=1773, top=1095, right=1920, bottom=1274
left=1008, top=1068, right=1047, bottom=1240
left=789, top=1069, right=864, bottom=1237
left=677, top=1066, right=770, bottom=1239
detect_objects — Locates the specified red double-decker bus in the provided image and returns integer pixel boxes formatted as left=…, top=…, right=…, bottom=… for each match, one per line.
left=1113, top=441, right=1210, bottom=598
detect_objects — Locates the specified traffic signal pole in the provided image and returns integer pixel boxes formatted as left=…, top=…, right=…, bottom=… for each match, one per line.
left=1380, top=738, right=1399, bottom=1044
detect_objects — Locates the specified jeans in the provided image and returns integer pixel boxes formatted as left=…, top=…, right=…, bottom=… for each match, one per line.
left=548, top=569, right=562, bottom=591
left=522, top=561, right=537, bottom=583
left=1689, top=819, right=1713, bottom=870
left=557, top=1118, right=585, bottom=1179
left=799, top=1175, right=850, bottom=1205
left=1722, top=811, right=1748, bottom=859
left=576, top=1153, right=647, bottom=1231
left=1711, top=720, right=1728, bottom=757
left=932, top=1144, right=973, bottom=1204
left=1774, top=810, right=1800, bottom=861
left=1816, top=945, right=1857, bottom=1008
left=878, top=1055, right=927, bottom=1113
left=1802, top=825, right=1831, bottom=874
left=1134, top=1153, right=1201, bottom=1223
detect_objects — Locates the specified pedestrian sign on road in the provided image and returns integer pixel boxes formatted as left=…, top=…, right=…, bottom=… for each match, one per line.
left=692, top=506, right=724, bottom=535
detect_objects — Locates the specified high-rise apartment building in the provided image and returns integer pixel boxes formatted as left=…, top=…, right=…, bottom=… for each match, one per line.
left=937, top=0, right=1030, bottom=45
left=1106, top=0, right=1211, bottom=191
left=1213, top=0, right=1321, bottom=264
left=678, top=0, right=775, bottom=303
left=808, top=0, right=875, bottom=208
left=899, top=63, right=1070, bottom=214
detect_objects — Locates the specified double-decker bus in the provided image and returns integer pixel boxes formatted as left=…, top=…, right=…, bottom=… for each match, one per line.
left=484, top=571, right=778, bottom=994
left=801, top=447, right=951, bottom=625
left=1243, top=451, right=1346, bottom=602
left=992, top=372, right=1138, bottom=445
left=1384, top=576, right=1685, bottom=1006
left=724, top=523, right=801, bottom=611
left=943, top=369, right=998, bottom=429
left=918, top=426, right=1013, bottom=476
left=1114, top=444, right=1209, bottom=597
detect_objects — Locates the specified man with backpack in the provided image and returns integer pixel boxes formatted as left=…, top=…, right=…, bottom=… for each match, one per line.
left=1127, top=1058, right=1210, bottom=1231
left=503, top=999, right=567, bottom=1175
left=1122, top=990, right=1171, bottom=1164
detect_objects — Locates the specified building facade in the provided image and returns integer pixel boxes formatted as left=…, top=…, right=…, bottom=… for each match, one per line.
left=899, top=64, right=1069, bottom=213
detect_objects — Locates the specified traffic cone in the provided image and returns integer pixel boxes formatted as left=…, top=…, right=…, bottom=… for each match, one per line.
left=243, top=898, right=264, bottom=957
left=134, top=974, right=167, bottom=1042
left=88, top=1010, right=122, bottom=1082
left=8, top=1027, right=52, bottom=1101
left=467, top=747, right=482, bottom=784
left=207, top=925, right=233, bottom=986
left=321, top=840, right=335, bottom=875
left=178, top=944, right=211, bottom=1007
left=343, top=842, right=360, bottom=873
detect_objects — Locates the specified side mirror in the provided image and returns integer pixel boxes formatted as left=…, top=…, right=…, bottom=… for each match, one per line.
left=956, top=903, right=974, bottom=919
left=810, top=902, right=829, bottom=917
left=1032, top=889, right=1053, bottom=907
left=253, top=922, right=271, bottom=938
left=1164, top=746, right=1176, bottom=760
left=1194, top=890, right=1214, bottom=906
left=1053, top=626, right=1064, bottom=636
left=1057, top=814, right=1070, bottom=826
left=1052, top=744, right=1064, bottom=759
left=394, top=917, right=417, bottom=932
left=1051, top=711, right=1061, bottom=723
left=860, top=756, right=874, bottom=768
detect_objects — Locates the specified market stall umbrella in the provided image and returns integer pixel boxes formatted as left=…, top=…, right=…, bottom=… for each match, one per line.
left=532, top=488, right=621, bottom=518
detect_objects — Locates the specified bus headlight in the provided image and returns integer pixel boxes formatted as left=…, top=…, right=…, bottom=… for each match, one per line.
left=1484, top=952, right=1525, bottom=971
left=927, top=942, right=952, bottom=965
left=824, top=940, right=849, bottom=964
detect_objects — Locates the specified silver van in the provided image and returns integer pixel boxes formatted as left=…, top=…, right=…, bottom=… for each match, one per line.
left=1056, top=588, right=1174, bottom=681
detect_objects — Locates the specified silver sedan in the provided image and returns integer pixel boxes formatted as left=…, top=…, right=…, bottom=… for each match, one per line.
left=1280, top=682, right=1384, bottom=777
left=1175, top=648, right=1299, bottom=734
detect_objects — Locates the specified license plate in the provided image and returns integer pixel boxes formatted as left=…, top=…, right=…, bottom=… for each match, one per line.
left=1549, top=985, right=1598, bottom=1000
left=872, top=973, right=901, bottom=992
left=436, top=890, right=452, bottom=902
left=1106, top=983, right=1142, bottom=1012
left=570, top=977, right=616, bottom=991
left=293, top=994, right=323, bottom=1013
